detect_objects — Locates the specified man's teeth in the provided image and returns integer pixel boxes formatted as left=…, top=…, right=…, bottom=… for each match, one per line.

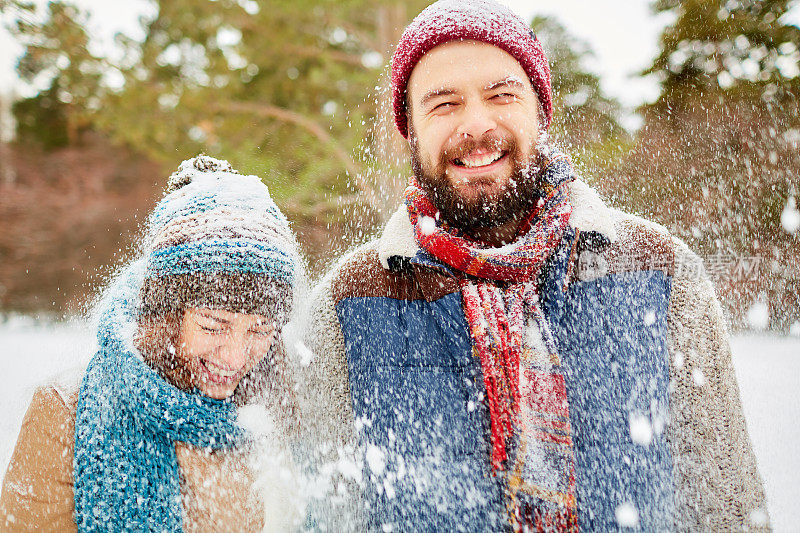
left=203, top=360, right=237, bottom=378
left=456, top=151, right=503, bottom=168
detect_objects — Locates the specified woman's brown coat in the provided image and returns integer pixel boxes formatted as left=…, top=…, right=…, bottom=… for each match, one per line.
left=0, top=384, right=265, bottom=532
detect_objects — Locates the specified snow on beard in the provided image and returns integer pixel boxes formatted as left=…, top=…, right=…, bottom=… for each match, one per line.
left=410, top=130, right=543, bottom=233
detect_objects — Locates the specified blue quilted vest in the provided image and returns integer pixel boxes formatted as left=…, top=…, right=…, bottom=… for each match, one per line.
left=335, top=228, right=675, bottom=532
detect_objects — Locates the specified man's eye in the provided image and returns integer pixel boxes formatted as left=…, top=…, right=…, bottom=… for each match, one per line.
left=433, top=101, right=456, bottom=111
left=251, top=328, right=275, bottom=337
left=493, top=93, right=517, bottom=101
left=200, top=325, right=222, bottom=333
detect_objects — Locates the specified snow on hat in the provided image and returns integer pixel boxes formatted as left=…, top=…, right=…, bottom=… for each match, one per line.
left=139, top=155, right=299, bottom=319
left=390, top=0, right=553, bottom=139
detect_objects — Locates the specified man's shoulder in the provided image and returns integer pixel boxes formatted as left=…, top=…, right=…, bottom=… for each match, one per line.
left=594, top=208, right=696, bottom=278
left=607, top=209, right=676, bottom=252
left=316, top=240, right=424, bottom=304
left=323, top=239, right=381, bottom=281
left=567, top=180, right=697, bottom=277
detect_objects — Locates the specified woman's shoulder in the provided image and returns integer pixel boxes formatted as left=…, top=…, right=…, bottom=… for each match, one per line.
left=29, top=382, right=79, bottom=431
left=20, top=369, right=82, bottom=438
left=11, top=381, right=79, bottom=471
left=48, top=367, right=83, bottom=412
left=0, top=384, right=79, bottom=531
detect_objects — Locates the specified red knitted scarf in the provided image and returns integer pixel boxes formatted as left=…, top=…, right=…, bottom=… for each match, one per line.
left=405, top=152, right=578, bottom=530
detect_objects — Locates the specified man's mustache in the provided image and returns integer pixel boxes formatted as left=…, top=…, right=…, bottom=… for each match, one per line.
left=441, top=134, right=517, bottom=162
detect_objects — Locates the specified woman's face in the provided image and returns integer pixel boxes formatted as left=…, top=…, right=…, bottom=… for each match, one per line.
left=178, top=307, right=277, bottom=399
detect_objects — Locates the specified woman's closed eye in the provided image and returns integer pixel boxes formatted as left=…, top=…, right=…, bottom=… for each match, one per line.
left=250, top=324, right=276, bottom=337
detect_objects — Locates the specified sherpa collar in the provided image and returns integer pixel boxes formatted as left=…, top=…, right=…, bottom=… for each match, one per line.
left=377, top=179, right=617, bottom=270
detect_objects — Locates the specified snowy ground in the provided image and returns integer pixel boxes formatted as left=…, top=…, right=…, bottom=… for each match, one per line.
left=0, top=320, right=798, bottom=531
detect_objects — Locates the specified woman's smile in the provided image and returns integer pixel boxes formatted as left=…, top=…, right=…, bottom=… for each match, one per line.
left=180, top=308, right=277, bottom=398
left=198, top=357, right=239, bottom=384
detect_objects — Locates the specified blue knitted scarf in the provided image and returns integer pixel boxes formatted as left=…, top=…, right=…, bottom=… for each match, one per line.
left=73, top=260, right=248, bottom=531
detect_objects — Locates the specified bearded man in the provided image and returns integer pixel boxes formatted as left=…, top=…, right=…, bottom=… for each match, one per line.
left=302, top=1, right=769, bottom=531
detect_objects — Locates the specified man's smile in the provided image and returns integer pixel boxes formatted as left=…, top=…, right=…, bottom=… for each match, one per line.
left=449, top=149, right=510, bottom=177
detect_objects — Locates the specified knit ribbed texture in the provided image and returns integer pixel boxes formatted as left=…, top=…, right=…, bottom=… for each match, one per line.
left=145, top=156, right=298, bottom=287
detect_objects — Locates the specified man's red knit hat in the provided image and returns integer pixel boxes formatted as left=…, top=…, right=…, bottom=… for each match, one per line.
left=390, top=0, right=553, bottom=139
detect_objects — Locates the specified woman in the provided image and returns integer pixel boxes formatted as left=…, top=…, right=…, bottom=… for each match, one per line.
left=0, top=156, right=304, bottom=531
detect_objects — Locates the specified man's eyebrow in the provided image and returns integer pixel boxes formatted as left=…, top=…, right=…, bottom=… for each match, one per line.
left=419, top=87, right=459, bottom=107
left=484, top=77, right=527, bottom=92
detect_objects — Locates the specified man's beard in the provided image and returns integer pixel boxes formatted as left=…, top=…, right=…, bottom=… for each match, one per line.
left=410, top=132, right=544, bottom=233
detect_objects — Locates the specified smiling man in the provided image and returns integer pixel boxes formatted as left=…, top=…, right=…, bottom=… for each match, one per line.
left=406, top=41, right=544, bottom=244
left=303, top=1, right=769, bottom=531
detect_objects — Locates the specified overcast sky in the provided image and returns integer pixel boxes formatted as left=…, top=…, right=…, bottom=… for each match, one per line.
left=506, top=1, right=675, bottom=109
left=0, top=0, right=673, bottom=119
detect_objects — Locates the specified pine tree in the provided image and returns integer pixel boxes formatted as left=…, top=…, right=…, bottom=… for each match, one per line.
left=99, top=1, right=427, bottom=218
left=647, top=0, right=800, bottom=98
left=9, top=1, right=105, bottom=146
left=6, top=0, right=428, bottom=270
left=615, top=0, right=800, bottom=330
left=532, top=16, right=627, bottom=149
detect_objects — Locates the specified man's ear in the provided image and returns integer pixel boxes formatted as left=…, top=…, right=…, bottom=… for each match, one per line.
left=405, top=99, right=413, bottom=136
left=406, top=104, right=417, bottom=148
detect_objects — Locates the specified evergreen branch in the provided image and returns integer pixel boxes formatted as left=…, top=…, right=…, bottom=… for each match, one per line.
left=282, top=44, right=369, bottom=67
left=211, top=101, right=379, bottom=210
left=333, top=21, right=379, bottom=53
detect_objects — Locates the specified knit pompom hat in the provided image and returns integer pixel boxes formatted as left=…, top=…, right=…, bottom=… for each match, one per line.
left=390, top=0, right=553, bottom=139
left=138, top=155, right=299, bottom=322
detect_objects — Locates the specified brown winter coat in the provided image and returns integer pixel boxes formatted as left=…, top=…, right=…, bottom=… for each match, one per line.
left=0, top=384, right=265, bottom=532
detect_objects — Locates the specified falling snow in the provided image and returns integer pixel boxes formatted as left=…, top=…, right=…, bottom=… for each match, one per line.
left=2, top=325, right=798, bottom=528
left=419, top=216, right=437, bottom=236
left=365, top=444, right=387, bottom=476
left=615, top=502, right=640, bottom=528
left=628, top=414, right=654, bottom=446
left=692, top=368, right=706, bottom=387
left=1, top=1, right=799, bottom=529
left=747, top=300, right=771, bottom=331
left=780, top=196, right=800, bottom=234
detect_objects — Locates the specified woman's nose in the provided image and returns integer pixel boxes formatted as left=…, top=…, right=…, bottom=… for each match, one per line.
left=216, top=336, right=250, bottom=369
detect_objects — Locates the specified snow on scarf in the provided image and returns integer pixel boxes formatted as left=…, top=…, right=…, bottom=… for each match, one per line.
left=405, top=150, right=579, bottom=531
left=73, top=260, right=247, bottom=531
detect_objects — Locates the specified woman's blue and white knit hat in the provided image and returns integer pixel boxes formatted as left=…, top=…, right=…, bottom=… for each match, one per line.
left=139, top=155, right=299, bottom=320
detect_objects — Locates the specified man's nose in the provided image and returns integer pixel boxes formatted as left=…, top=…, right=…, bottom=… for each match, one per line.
left=456, top=101, right=497, bottom=139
